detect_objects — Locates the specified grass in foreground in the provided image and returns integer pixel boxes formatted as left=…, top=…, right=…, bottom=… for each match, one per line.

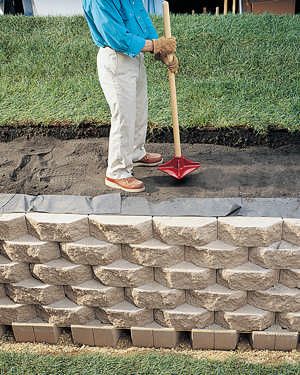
left=0, top=14, right=299, bottom=132
left=0, top=351, right=299, bottom=375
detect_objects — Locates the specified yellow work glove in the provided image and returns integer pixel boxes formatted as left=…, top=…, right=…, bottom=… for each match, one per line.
left=153, top=36, right=176, bottom=56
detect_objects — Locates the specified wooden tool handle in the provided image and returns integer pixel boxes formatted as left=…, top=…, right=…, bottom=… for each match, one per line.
left=163, top=1, right=181, bottom=157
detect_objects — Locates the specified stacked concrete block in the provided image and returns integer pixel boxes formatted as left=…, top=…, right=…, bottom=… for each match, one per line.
left=0, top=213, right=298, bottom=350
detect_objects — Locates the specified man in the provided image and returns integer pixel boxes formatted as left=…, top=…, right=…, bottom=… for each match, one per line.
left=82, top=0, right=178, bottom=192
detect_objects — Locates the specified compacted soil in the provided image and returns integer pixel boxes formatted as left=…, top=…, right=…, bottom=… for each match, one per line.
left=0, top=136, right=299, bottom=199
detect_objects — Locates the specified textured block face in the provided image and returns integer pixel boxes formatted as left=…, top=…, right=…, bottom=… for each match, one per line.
left=0, top=255, right=30, bottom=283
left=154, top=304, right=214, bottom=331
left=248, top=284, right=300, bottom=312
left=249, top=241, right=300, bottom=269
left=0, top=213, right=27, bottom=240
left=7, top=278, right=65, bottom=305
left=217, top=262, right=278, bottom=291
left=187, top=284, right=247, bottom=312
left=278, top=312, right=300, bottom=331
left=216, top=305, right=274, bottom=332
left=155, top=262, right=215, bottom=290
left=125, top=282, right=185, bottom=309
left=218, top=217, right=282, bottom=247
left=61, top=237, right=121, bottom=266
left=280, top=269, right=300, bottom=288
left=99, top=301, right=153, bottom=328
left=89, top=215, right=152, bottom=244
left=31, top=259, right=92, bottom=285
left=26, top=213, right=89, bottom=242
left=153, top=217, right=217, bottom=246
left=123, top=239, right=184, bottom=267
left=186, top=240, right=248, bottom=269
left=3, top=235, right=60, bottom=264
left=39, top=298, right=94, bottom=327
left=65, top=280, right=124, bottom=307
left=283, top=219, right=300, bottom=245
left=94, top=260, right=153, bottom=287
left=0, top=297, right=36, bottom=324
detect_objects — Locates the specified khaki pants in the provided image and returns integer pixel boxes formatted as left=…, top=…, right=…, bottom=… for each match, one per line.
left=97, top=47, right=148, bottom=179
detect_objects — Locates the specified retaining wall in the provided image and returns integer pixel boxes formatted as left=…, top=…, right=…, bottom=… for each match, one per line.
left=0, top=213, right=299, bottom=350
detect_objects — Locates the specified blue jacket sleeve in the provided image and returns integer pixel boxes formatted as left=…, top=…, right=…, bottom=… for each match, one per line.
left=90, top=0, right=146, bottom=57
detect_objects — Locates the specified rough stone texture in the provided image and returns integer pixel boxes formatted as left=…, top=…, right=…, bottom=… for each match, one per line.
left=283, top=218, right=300, bottom=246
left=0, top=213, right=28, bottom=241
left=98, top=301, right=153, bottom=328
left=153, top=217, right=217, bottom=246
left=216, top=305, right=274, bottom=332
left=187, top=284, right=247, bottom=312
left=94, top=260, right=153, bottom=287
left=89, top=215, right=152, bottom=244
left=6, top=278, right=65, bottom=305
left=154, top=304, right=214, bottom=331
left=65, top=280, right=124, bottom=307
left=218, top=217, right=282, bottom=247
left=280, top=269, right=300, bottom=288
left=125, top=282, right=185, bottom=309
left=122, top=239, right=184, bottom=267
left=61, top=237, right=121, bottom=266
left=217, top=262, right=278, bottom=291
left=2, top=234, right=60, bottom=264
left=278, top=312, right=300, bottom=331
left=248, top=284, right=300, bottom=312
left=31, top=258, right=92, bottom=285
left=26, top=213, right=89, bottom=242
left=249, top=241, right=300, bottom=269
left=0, top=255, right=30, bottom=283
left=154, top=262, right=216, bottom=290
left=185, top=240, right=248, bottom=269
left=38, top=298, right=94, bottom=327
left=0, top=297, right=36, bottom=324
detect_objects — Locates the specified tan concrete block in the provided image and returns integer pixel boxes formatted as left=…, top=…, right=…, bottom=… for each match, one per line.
left=26, top=213, right=89, bottom=242
left=251, top=325, right=298, bottom=351
left=218, top=217, right=282, bottom=247
left=131, top=326, right=154, bottom=348
left=187, top=284, right=246, bottom=312
left=71, top=324, right=94, bottom=346
left=248, top=284, right=300, bottom=312
left=154, top=303, right=214, bottom=331
left=123, top=239, right=184, bottom=267
left=186, top=240, right=248, bottom=269
left=7, top=278, right=65, bottom=305
left=217, top=262, right=278, bottom=291
left=0, top=213, right=27, bottom=240
left=153, top=217, right=217, bottom=246
left=93, top=323, right=121, bottom=347
left=214, top=327, right=239, bottom=350
left=99, top=301, right=153, bottom=328
left=61, top=237, right=121, bottom=266
left=251, top=330, right=275, bottom=350
left=278, top=312, right=300, bottom=331
left=249, top=241, right=300, bottom=269
left=283, top=218, right=300, bottom=246
left=0, top=255, right=30, bottom=283
left=153, top=327, right=179, bottom=348
left=32, top=258, right=92, bottom=285
left=275, top=331, right=298, bottom=351
left=192, top=329, right=214, bottom=349
left=216, top=305, right=274, bottom=332
left=3, top=234, right=60, bottom=264
left=125, top=282, right=185, bottom=309
left=89, top=215, right=152, bottom=244
left=280, top=269, right=300, bottom=288
left=39, top=298, right=94, bottom=327
left=155, top=262, right=215, bottom=290
left=65, top=280, right=124, bottom=307
left=12, top=322, right=35, bottom=343
left=0, top=297, right=36, bottom=324
left=33, top=322, right=61, bottom=344
left=94, top=259, right=153, bottom=287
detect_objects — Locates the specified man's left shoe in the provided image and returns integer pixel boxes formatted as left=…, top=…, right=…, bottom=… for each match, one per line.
left=133, top=153, right=163, bottom=167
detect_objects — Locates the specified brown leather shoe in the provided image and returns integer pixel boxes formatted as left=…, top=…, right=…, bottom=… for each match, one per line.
left=133, top=153, right=163, bottom=167
left=105, top=176, right=145, bottom=193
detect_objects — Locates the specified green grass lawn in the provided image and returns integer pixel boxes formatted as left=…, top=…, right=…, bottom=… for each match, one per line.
left=0, top=14, right=299, bottom=132
left=0, top=351, right=299, bottom=375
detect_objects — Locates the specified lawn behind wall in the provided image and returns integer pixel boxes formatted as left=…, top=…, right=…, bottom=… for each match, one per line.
left=0, top=14, right=299, bottom=133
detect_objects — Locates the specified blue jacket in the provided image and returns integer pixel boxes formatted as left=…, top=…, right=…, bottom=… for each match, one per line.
left=143, top=0, right=162, bottom=15
left=82, top=0, right=158, bottom=57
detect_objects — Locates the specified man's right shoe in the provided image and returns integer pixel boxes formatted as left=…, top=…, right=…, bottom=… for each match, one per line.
left=105, top=176, right=145, bottom=193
